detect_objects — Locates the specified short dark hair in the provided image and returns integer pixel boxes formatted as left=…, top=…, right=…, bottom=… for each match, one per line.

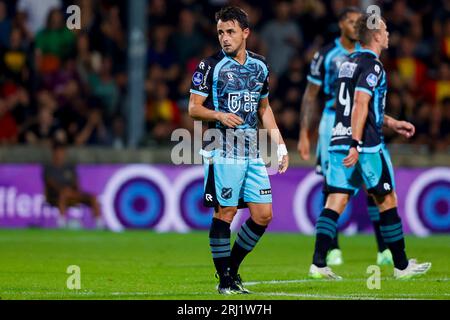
left=215, top=6, right=249, bottom=30
left=338, top=6, right=362, bottom=22
left=356, top=13, right=384, bottom=45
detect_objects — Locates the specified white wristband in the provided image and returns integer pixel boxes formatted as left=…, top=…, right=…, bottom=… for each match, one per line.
left=277, top=144, right=288, bottom=163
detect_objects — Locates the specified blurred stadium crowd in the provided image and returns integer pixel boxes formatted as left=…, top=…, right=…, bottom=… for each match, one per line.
left=0, top=0, right=448, bottom=153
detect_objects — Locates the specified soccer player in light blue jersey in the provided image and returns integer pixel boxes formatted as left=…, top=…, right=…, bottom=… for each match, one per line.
left=309, top=14, right=431, bottom=280
left=188, top=6, right=289, bottom=294
left=298, top=7, right=393, bottom=267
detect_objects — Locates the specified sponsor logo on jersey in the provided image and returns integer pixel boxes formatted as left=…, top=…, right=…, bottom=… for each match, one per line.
left=199, top=61, right=205, bottom=70
left=338, top=62, right=357, bottom=78
left=383, top=183, right=391, bottom=191
left=199, top=65, right=211, bottom=90
left=374, top=64, right=380, bottom=73
left=227, top=92, right=259, bottom=113
left=192, top=71, right=203, bottom=86
left=205, top=194, right=213, bottom=202
left=310, top=53, right=323, bottom=76
left=366, top=73, right=378, bottom=87
left=332, top=122, right=352, bottom=137
left=259, top=188, right=272, bottom=195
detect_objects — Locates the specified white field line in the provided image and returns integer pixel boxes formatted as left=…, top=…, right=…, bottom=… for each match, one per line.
left=1, top=290, right=449, bottom=300
left=1, top=279, right=448, bottom=299
left=244, top=278, right=450, bottom=286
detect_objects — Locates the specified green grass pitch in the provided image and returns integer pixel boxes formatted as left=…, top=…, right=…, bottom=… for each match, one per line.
left=0, top=229, right=448, bottom=300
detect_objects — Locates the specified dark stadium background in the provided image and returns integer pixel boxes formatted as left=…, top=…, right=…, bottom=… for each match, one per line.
left=0, top=0, right=448, bottom=153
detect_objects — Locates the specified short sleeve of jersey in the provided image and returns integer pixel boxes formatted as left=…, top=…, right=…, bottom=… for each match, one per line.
left=307, top=50, right=325, bottom=86
left=355, top=60, right=382, bottom=97
left=190, top=59, right=213, bottom=97
left=261, top=64, right=270, bottom=99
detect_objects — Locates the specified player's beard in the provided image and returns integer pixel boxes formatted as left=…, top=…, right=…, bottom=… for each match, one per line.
left=225, top=47, right=238, bottom=57
left=224, top=41, right=244, bottom=58
left=345, top=32, right=359, bottom=44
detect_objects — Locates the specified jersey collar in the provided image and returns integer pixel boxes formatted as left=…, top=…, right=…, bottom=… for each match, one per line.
left=334, top=38, right=361, bottom=54
left=221, top=49, right=249, bottom=66
left=358, top=48, right=379, bottom=58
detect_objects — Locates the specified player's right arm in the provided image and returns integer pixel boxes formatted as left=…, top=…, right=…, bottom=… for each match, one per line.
left=297, top=50, right=325, bottom=160
left=188, top=94, right=243, bottom=127
left=343, top=60, right=381, bottom=167
left=383, top=115, right=415, bottom=139
left=298, top=82, right=321, bottom=160
left=343, top=90, right=371, bottom=168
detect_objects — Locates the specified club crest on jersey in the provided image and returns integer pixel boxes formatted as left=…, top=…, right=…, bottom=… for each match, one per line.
left=366, top=73, right=378, bottom=87
left=221, top=188, right=232, bottom=200
left=228, top=92, right=241, bottom=113
left=192, top=72, right=203, bottom=86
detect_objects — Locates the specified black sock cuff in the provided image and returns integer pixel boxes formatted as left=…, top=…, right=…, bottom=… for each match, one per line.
left=210, top=218, right=231, bottom=238
left=322, top=208, right=340, bottom=222
left=380, top=207, right=401, bottom=225
left=245, top=218, right=267, bottom=236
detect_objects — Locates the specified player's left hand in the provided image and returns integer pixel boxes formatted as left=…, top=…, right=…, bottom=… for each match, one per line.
left=278, top=154, right=289, bottom=174
left=394, top=120, right=415, bottom=139
left=343, top=147, right=359, bottom=168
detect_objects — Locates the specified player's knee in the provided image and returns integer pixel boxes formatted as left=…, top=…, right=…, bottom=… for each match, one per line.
left=253, top=210, right=272, bottom=226
left=375, top=191, right=398, bottom=211
left=215, top=206, right=238, bottom=223
left=325, top=193, right=349, bottom=214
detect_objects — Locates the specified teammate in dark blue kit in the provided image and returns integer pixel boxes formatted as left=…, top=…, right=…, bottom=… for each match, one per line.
left=188, top=6, right=289, bottom=294
left=298, top=7, right=393, bottom=267
left=309, top=14, right=431, bottom=280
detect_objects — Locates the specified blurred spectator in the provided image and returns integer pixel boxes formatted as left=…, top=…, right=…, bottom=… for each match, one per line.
left=87, top=55, right=119, bottom=118
left=108, top=114, right=126, bottom=149
left=0, top=0, right=444, bottom=153
left=148, top=0, right=175, bottom=29
left=395, top=36, right=427, bottom=93
left=23, top=107, right=65, bottom=146
left=43, top=141, right=103, bottom=228
left=430, top=97, right=450, bottom=152
left=170, top=9, right=206, bottom=68
left=98, top=5, right=126, bottom=74
left=148, top=25, right=177, bottom=72
left=35, top=8, right=76, bottom=74
left=442, top=17, right=450, bottom=60
left=74, top=106, right=109, bottom=146
left=16, top=0, right=62, bottom=39
left=0, top=0, right=11, bottom=48
left=425, top=60, right=450, bottom=104
left=146, top=81, right=181, bottom=144
left=0, top=98, right=18, bottom=144
left=278, top=107, right=300, bottom=150
left=260, top=1, right=302, bottom=76
left=0, top=28, right=30, bottom=86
